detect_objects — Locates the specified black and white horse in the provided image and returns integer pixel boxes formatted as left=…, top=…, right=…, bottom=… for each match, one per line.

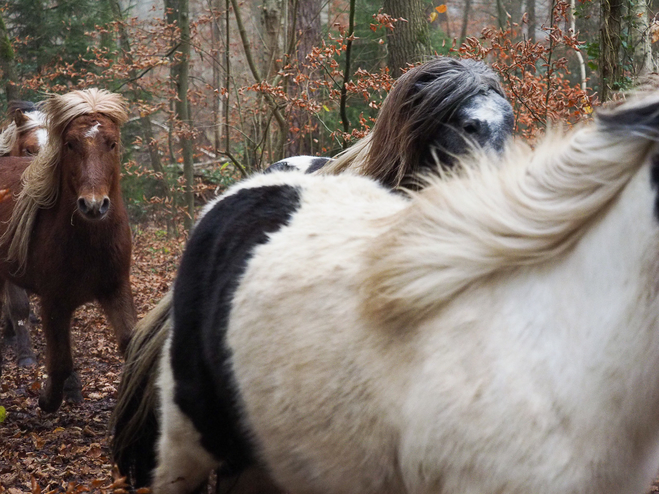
left=114, top=89, right=659, bottom=494
left=266, top=56, right=514, bottom=188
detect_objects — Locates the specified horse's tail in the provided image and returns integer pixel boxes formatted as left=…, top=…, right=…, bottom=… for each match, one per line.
left=110, top=290, right=173, bottom=488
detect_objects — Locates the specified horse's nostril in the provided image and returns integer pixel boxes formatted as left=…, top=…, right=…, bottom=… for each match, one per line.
left=100, top=197, right=111, bottom=215
left=77, top=197, right=89, bottom=214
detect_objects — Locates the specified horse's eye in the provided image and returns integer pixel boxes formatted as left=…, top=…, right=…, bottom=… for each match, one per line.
left=66, top=142, right=74, bottom=150
left=109, top=142, right=117, bottom=150
left=463, top=120, right=481, bottom=134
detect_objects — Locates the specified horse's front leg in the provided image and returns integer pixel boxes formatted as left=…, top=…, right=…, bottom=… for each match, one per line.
left=38, top=300, right=76, bottom=413
left=4, top=283, right=36, bottom=366
left=99, top=280, right=136, bottom=356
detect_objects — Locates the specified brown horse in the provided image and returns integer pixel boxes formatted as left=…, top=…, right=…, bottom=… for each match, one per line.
left=0, top=102, right=48, bottom=367
left=0, top=101, right=47, bottom=157
left=0, top=89, right=136, bottom=413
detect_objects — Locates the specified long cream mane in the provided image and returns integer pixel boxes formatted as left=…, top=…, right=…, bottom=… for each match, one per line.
left=0, top=110, right=46, bottom=156
left=1, top=88, right=128, bottom=271
left=362, top=92, right=659, bottom=328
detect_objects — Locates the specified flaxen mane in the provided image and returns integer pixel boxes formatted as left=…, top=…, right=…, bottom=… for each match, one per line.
left=1, top=88, right=128, bottom=271
left=363, top=91, right=659, bottom=327
left=0, top=110, right=46, bottom=156
left=320, top=57, right=507, bottom=188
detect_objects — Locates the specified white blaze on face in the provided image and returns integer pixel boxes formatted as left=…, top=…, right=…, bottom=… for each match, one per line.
left=36, top=128, right=48, bottom=148
left=465, top=97, right=506, bottom=128
left=85, top=122, right=102, bottom=138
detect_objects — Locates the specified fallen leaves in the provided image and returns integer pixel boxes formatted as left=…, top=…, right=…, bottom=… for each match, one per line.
left=0, top=224, right=182, bottom=493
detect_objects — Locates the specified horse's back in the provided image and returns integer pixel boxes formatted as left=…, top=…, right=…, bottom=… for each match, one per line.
left=264, top=156, right=332, bottom=174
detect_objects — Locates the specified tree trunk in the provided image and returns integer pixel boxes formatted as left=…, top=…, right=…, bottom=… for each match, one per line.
left=600, top=0, right=624, bottom=100
left=231, top=0, right=287, bottom=163
left=177, top=0, right=195, bottom=231
left=108, top=0, right=169, bottom=197
left=339, top=0, right=356, bottom=148
left=526, top=0, right=536, bottom=42
left=225, top=0, right=231, bottom=156
left=570, top=0, right=587, bottom=90
left=630, top=0, right=654, bottom=77
left=0, top=14, right=18, bottom=103
left=262, top=0, right=283, bottom=80
left=165, top=0, right=180, bottom=164
left=211, top=0, right=223, bottom=158
left=285, top=0, right=322, bottom=156
left=460, top=0, right=472, bottom=42
left=382, top=0, right=432, bottom=78
left=260, top=0, right=283, bottom=165
left=496, top=0, right=507, bottom=30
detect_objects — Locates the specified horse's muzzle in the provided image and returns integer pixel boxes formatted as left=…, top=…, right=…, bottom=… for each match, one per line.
left=77, top=196, right=111, bottom=219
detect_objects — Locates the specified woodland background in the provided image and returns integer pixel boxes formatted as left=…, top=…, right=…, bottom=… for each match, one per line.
left=1, top=0, right=657, bottom=232
left=2, top=0, right=659, bottom=492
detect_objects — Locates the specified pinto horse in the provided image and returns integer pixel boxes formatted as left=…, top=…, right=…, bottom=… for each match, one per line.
left=114, top=88, right=659, bottom=494
left=137, top=58, right=516, bottom=425
left=0, top=89, right=136, bottom=413
left=267, top=57, right=514, bottom=188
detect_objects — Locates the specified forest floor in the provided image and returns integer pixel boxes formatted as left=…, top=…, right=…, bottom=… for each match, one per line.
left=2, top=223, right=659, bottom=493
left=0, top=224, right=184, bottom=493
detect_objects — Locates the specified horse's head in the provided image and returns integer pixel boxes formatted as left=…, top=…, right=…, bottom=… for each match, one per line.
left=446, top=87, right=514, bottom=156
left=366, top=57, right=515, bottom=188
left=11, top=109, right=47, bottom=158
left=61, top=113, right=121, bottom=220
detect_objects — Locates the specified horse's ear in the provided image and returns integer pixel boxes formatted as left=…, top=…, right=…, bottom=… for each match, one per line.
left=12, top=109, right=27, bottom=127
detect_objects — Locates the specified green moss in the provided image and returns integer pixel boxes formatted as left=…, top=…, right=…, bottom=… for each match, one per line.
left=0, top=16, right=14, bottom=61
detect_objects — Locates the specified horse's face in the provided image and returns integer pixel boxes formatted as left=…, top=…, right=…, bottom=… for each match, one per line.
left=430, top=89, right=514, bottom=168
left=9, top=110, right=47, bottom=157
left=61, top=113, right=120, bottom=220
left=457, top=89, right=515, bottom=152
left=14, top=128, right=45, bottom=157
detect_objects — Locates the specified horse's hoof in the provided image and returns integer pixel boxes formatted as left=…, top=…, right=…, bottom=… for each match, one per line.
left=64, top=388, right=83, bottom=404
left=17, top=355, right=37, bottom=367
left=63, top=373, right=83, bottom=404
left=38, top=392, right=63, bottom=413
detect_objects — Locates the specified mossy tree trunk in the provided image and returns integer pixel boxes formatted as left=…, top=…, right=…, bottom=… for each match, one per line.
left=0, top=14, right=18, bottom=103
left=600, top=0, right=624, bottom=101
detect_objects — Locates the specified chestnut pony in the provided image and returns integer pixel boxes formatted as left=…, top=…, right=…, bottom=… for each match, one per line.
left=0, top=89, right=136, bottom=413
left=0, top=101, right=48, bottom=368
left=0, top=101, right=47, bottom=157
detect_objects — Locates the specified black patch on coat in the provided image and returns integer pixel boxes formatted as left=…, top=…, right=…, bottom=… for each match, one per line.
left=171, top=184, right=301, bottom=475
left=263, top=160, right=298, bottom=173
left=305, top=157, right=332, bottom=173
left=651, top=154, right=659, bottom=220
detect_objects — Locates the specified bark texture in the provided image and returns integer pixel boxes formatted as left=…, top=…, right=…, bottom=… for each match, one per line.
left=383, top=0, right=432, bottom=78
